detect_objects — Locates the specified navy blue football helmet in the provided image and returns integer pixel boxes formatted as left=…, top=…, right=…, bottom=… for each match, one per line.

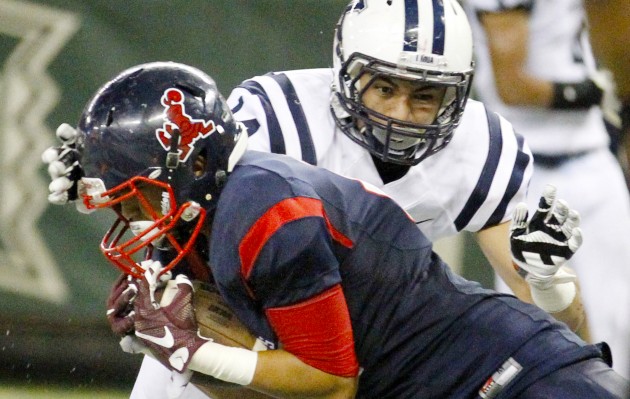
left=77, top=62, right=247, bottom=277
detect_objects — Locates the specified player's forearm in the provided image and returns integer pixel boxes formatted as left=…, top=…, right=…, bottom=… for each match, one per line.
left=190, top=345, right=357, bottom=398
left=476, top=223, right=591, bottom=340
left=480, top=10, right=554, bottom=108
left=249, top=349, right=358, bottom=399
left=194, top=384, right=277, bottom=399
left=545, top=280, right=591, bottom=342
left=481, top=9, right=603, bottom=110
left=522, top=266, right=590, bottom=341
left=476, top=223, right=534, bottom=303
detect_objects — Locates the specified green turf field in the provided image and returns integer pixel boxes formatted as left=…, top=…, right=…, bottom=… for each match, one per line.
left=0, top=386, right=129, bottom=399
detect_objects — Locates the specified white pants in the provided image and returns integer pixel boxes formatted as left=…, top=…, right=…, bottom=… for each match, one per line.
left=496, top=148, right=630, bottom=379
left=130, top=355, right=211, bottom=399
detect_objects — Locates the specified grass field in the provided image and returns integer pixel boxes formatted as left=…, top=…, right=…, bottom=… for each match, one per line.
left=0, top=385, right=129, bottom=399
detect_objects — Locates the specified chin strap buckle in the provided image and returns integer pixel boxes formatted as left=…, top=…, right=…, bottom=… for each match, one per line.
left=166, top=129, right=181, bottom=170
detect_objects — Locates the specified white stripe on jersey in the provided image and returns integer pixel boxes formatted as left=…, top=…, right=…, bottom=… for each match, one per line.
left=227, top=68, right=533, bottom=241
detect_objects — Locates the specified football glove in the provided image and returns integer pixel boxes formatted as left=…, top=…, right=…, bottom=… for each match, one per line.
left=41, top=123, right=85, bottom=206
left=510, top=185, right=583, bottom=290
left=133, top=261, right=209, bottom=372
left=106, top=273, right=138, bottom=337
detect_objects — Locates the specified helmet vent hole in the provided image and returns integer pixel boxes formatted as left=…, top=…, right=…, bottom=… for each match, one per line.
left=106, top=107, right=115, bottom=127
left=128, top=68, right=144, bottom=79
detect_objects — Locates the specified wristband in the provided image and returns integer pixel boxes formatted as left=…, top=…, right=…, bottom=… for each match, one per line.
left=530, top=281, right=576, bottom=313
left=551, top=80, right=603, bottom=110
left=189, top=341, right=258, bottom=385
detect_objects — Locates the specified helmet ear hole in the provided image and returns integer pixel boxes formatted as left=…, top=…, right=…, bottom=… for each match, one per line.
left=175, top=82, right=206, bottom=101
left=194, top=153, right=207, bottom=178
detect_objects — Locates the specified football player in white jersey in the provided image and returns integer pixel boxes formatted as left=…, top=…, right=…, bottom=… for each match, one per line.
left=584, top=0, right=630, bottom=173
left=225, top=0, right=589, bottom=335
left=463, top=0, right=630, bottom=378
left=42, top=1, right=595, bottom=398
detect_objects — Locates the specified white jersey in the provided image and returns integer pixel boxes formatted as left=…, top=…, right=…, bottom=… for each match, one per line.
left=464, top=0, right=609, bottom=155
left=227, top=68, right=533, bottom=241
left=464, top=0, right=630, bottom=378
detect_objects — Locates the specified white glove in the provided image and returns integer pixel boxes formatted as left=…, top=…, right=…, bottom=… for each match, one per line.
left=41, top=123, right=85, bottom=206
left=510, top=185, right=583, bottom=289
left=591, top=69, right=622, bottom=129
left=510, top=185, right=584, bottom=313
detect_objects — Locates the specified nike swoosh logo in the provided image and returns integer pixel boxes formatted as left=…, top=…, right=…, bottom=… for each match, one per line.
left=136, top=326, right=175, bottom=348
left=415, top=218, right=434, bottom=225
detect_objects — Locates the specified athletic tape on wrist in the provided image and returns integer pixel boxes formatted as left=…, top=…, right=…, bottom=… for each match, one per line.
left=551, top=80, right=602, bottom=110
left=530, top=281, right=576, bottom=314
left=189, top=341, right=258, bottom=385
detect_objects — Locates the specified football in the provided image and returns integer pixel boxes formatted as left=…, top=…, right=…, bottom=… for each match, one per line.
left=191, top=280, right=258, bottom=349
left=187, top=280, right=273, bottom=398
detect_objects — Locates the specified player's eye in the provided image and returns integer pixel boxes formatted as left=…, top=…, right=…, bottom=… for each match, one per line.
left=411, top=87, right=443, bottom=104
left=374, top=84, right=394, bottom=96
left=412, top=93, right=436, bottom=102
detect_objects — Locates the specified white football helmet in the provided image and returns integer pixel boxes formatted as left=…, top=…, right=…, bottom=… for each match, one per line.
left=331, top=0, right=474, bottom=165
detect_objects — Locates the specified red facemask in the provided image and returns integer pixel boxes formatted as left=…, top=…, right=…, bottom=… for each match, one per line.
left=80, top=176, right=206, bottom=278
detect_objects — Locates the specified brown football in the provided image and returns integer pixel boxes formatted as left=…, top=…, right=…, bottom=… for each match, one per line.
left=189, top=281, right=272, bottom=399
left=192, top=280, right=258, bottom=349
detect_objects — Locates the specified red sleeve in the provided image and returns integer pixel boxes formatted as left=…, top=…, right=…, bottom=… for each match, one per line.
left=265, top=284, right=359, bottom=377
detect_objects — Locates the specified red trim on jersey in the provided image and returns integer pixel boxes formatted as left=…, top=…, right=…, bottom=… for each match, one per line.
left=265, top=284, right=359, bottom=377
left=239, top=197, right=353, bottom=280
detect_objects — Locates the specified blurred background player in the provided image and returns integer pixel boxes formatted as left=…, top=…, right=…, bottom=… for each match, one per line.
left=462, top=0, right=630, bottom=378
left=69, top=61, right=630, bottom=399
left=583, top=0, right=630, bottom=180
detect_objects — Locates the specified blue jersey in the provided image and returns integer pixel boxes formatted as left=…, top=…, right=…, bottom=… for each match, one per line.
left=209, top=151, right=599, bottom=398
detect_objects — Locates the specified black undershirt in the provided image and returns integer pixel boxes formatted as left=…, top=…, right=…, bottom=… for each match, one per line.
left=370, top=155, right=411, bottom=184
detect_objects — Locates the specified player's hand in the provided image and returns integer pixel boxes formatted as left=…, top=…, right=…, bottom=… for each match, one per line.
left=133, top=261, right=209, bottom=372
left=591, top=69, right=622, bottom=129
left=106, top=273, right=138, bottom=337
left=510, top=185, right=583, bottom=289
left=41, top=123, right=84, bottom=205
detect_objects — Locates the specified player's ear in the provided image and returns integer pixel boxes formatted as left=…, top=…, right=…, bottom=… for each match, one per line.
left=194, top=154, right=207, bottom=177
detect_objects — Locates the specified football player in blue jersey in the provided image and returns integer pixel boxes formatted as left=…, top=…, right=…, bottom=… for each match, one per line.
left=55, top=61, right=629, bottom=398
left=41, top=1, right=599, bottom=397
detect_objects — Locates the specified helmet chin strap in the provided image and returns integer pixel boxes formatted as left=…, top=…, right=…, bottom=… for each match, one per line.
left=165, top=128, right=182, bottom=170
left=184, top=244, right=211, bottom=283
left=129, top=221, right=167, bottom=247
